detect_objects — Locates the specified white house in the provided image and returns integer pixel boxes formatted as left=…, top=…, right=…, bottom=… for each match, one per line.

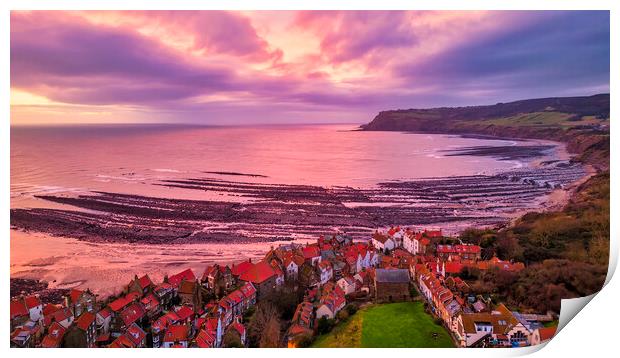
left=318, top=261, right=333, bottom=285
left=316, top=303, right=336, bottom=320
left=284, top=257, right=299, bottom=280
left=387, top=227, right=405, bottom=247
left=372, top=232, right=396, bottom=252
left=455, top=304, right=532, bottom=348
left=316, top=299, right=345, bottom=320
left=403, top=232, right=421, bottom=255
left=24, top=296, right=43, bottom=322
left=368, top=252, right=379, bottom=267
left=96, top=308, right=112, bottom=335
left=337, top=277, right=357, bottom=295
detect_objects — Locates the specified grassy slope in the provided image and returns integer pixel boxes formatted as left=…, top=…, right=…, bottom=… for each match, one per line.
left=311, top=309, right=364, bottom=348
left=312, top=302, right=454, bottom=348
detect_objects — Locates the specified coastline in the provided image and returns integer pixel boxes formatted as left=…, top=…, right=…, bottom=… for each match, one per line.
left=9, top=133, right=588, bottom=294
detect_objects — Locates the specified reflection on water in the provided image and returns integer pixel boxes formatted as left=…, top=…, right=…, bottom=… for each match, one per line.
left=11, top=230, right=312, bottom=295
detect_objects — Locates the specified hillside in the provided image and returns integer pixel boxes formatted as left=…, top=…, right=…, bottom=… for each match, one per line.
left=362, top=94, right=610, bottom=170
left=363, top=94, right=610, bottom=313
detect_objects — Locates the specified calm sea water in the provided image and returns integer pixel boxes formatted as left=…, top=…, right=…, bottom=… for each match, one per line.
left=11, top=124, right=524, bottom=209
left=10, top=124, right=549, bottom=294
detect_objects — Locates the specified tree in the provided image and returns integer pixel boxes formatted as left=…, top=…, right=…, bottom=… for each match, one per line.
left=259, top=315, right=281, bottom=348
left=495, top=233, right=523, bottom=261
left=317, top=316, right=335, bottom=335
left=223, top=329, right=243, bottom=348
left=247, top=302, right=280, bottom=347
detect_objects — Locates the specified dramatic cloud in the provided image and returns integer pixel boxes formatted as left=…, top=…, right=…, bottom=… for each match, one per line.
left=395, top=11, right=610, bottom=102
left=10, top=10, right=610, bottom=124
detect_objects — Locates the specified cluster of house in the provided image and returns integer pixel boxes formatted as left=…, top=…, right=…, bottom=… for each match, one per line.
left=10, top=266, right=256, bottom=348
left=10, top=226, right=556, bottom=349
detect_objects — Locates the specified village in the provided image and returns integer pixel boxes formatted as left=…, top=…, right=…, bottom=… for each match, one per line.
left=10, top=227, right=558, bottom=349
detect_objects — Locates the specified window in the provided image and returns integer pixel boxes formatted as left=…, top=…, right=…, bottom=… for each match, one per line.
left=511, top=331, right=527, bottom=344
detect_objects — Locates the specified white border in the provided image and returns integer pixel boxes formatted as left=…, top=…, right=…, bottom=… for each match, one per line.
left=2, top=1, right=617, bottom=358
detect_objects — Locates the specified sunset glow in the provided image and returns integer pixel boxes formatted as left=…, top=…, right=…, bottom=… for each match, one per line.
left=10, top=10, right=610, bottom=125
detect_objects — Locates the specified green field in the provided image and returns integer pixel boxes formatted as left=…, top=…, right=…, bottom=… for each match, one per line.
left=477, top=112, right=575, bottom=127
left=311, top=302, right=455, bottom=348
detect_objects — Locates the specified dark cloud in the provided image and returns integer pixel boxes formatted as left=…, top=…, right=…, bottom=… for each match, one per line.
left=395, top=11, right=609, bottom=102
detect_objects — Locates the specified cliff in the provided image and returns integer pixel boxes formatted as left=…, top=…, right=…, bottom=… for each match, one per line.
left=362, top=94, right=610, bottom=170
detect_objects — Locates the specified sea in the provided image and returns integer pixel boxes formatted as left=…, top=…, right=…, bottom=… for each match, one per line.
left=10, top=123, right=564, bottom=294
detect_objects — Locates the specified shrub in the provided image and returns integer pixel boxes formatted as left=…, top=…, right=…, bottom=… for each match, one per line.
left=336, top=309, right=349, bottom=321
left=345, top=304, right=358, bottom=315
left=317, top=316, right=336, bottom=335
left=296, top=333, right=314, bottom=348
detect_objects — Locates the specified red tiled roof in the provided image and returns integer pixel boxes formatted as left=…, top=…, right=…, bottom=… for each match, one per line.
left=10, top=299, right=28, bottom=319
left=178, top=279, right=196, bottom=295
left=175, top=305, right=194, bottom=321
left=108, top=295, right=133, bottom=312
left=125, top=323, right=146, bottom=346
left=231, top=260, right=254, bottom=276
left=75, top=311, right=96, bottom=331
left=238, top=261, right=275, bottom=284
left=195, top=329, right=215, bottom=348
left=43, top=303, right=61, bottom=317
left=126, top=291, right=141, bottom=301
left=50, top=307, right=73, bottom=324
left=70, top=288, right=84, bottom=303
left=302, top=245, right=321, bottom=259
left=96, top=333, right=110, bottom=342
left=40, top=322, right=66, bottom=348
left=109, top=334, right=135, bottom=348
left=387, top=227, right=401, bottom=236
left=163, top=325, right=189, bottom=343
left=424, top=229, right=443, bottom=238
left=153, top=312, right=176, bottom=333
left=141, top=293, right=159, bottom=309
left=538, top=327, right=557, bottom=341
left=372, top=232, right=391, bottom=244
left=445, top=262, right=464, bottom=274
left=436, top=244, right=481, bottom=254
left=226, top=289, right=245, bottom=304
left=24, top=295, right=42, bottom=309
left=138, top=275, right=153, bottom=289
left=205, top=317, right=219, bottom=332
left=97, top=307, right=111, bottom=319
left=168, top=269, right=196, bottom=287
left=120, top=302, right=145, bottom=327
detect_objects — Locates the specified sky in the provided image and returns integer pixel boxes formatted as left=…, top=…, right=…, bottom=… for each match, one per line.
left=10, top=10, right=610, bottom=125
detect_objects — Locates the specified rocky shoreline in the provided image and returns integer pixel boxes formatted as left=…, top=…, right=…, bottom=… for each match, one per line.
left=10, top=278, right=69, bottom=305
left=10, top=155, right=585, bottom=244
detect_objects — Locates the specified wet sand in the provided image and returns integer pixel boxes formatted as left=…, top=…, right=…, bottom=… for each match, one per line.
left=11, top=159, right=585, bottom=245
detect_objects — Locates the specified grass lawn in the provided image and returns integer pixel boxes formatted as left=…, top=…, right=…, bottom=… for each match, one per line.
left=477, top=112, right=575, bottom=127
left=311, top=302, right=454, bottom=348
